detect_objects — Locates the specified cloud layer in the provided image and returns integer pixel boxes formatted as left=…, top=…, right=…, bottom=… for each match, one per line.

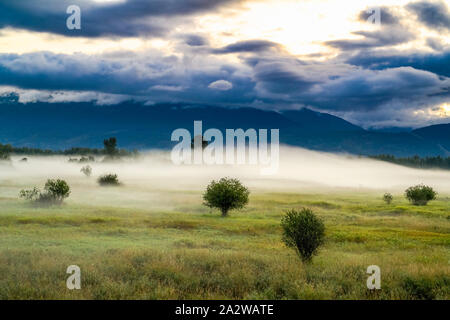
left=0, top=0, right=449, bottom=128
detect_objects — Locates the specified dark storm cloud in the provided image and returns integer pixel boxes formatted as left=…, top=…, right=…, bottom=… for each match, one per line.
left=0, top=0, right=240, bottom=37
left=212, top=40, right=281, bottom=54
left=407, top=0, right=450, bottom=31
left=251, top=61, right=317, bottom=95
left=0, top=51, right=256, bottom=104
left=184, top=34, right=209, bottom=46
left=358, top=7, right=400, bottom=25
left=1, top=48, right=449, bottom=129
left=345, top=50, right=450, bottom=77
left=303, top=67, right=449, bottom=111
left=325, top=27, right=415, bottom=51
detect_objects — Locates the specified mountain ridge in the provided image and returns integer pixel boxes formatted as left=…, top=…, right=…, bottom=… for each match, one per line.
left=0, top=101, right=448, bottom=157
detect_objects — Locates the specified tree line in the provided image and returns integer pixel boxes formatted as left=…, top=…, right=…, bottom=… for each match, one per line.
left=370, top=154, right=450, bottom=170
left=0, top=137, right=138, bottom=159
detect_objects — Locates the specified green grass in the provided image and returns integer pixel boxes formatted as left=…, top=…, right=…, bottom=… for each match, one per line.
left=0, top=189, right=449, bottom=300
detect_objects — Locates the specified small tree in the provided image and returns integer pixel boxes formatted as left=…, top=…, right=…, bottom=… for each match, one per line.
left=81, top=165, right=92, bottom=177
left=203, top=178, right=250, bottom=217
left=98, top=173, right=120, bottom=186
left=104, top=137, right=118, bottom=158
left=44, top=179, right=71, bottom=204
left=383, top=193, right=393, bottom=204
left=405, top=184, right=437, bottom=206
left=281, top=208, right=325, bottom=263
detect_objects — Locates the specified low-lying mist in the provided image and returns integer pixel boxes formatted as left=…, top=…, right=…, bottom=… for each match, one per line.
left=1, top=146, right=449, bottom=210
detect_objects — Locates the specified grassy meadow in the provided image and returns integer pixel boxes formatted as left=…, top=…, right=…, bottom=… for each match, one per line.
left=0, top=152, right=449, bottom=300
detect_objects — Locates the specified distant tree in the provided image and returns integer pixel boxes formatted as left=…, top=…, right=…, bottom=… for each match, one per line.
left=281, top=208, right=325, bottom=263
left=383, top=193, right=393, bottom=204
left=370, top=154, right=450, bottom=170
left=405, top=184, right=437, bottom=206
left=103, top=137, right=118, bottom=158
left=80, top=165, right=92, bottom=177
left=79, top=156, right=95, bottom=163
left=203, top=178, right=250, bottom=217
left=0, top=143, right=13, bottom=161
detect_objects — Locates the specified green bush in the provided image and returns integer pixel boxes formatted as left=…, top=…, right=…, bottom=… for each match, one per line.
left=383, top=193, right=393, bottom=204
left=44, top=179, right=71, bottom=203
left=203, top=178, right=250, bottom=217
left=19, top=179, right=70, bottom=206
left=98, top=173, right=120, bottom=186
left=19, top=187, right=40, bottom=201
left=281, top=208, right=325, bottom=263
left=405, top=184, right=437, bottom=206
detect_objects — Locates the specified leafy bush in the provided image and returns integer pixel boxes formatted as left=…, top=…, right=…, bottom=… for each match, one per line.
left=383, top=193, right=393, bottom=204
left=19, top=187, right=40, bottom=201
left=281, top=208, right=325, bottom=263
left=98, top=173, right=120, bottom=186
left=44, top=179, right=71, bottom=203
left=19, top=179, right=70, bottom=206
left=81, top=165, right=92, bottom=177
left=203, top=177, right=250, bottom=217
left=405, top=184, right=437, bottom=206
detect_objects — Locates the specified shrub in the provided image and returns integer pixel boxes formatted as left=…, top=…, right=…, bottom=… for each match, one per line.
left=383, top=193, right=393, bottom=204
left=281, top=208, right=325, bottom=263
left=43, top=179, right=71, bottom=204
left=81, top=165, right=92, bottom=177
left=98, top=173, right=120, bottom=186
left=203, top=177, right=250, bottom=217
left=19, top=179, right=70, bottom=206
left=405, top=184, right=437, bottom=206
left=19, top=187, right=40, bottom=201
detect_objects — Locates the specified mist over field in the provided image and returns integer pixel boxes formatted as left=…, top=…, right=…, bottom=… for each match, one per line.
left=2, top=146, right=449, bottom=211
left=1, top=146, right=449, bottom=300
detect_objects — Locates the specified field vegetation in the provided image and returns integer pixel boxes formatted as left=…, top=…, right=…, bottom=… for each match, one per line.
left=0, top=152, right=448, bottom=300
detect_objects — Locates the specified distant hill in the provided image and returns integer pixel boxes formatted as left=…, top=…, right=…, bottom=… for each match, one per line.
left=280, top=109, right=363, bottom=132
left=413, top=124, right=450, bottom=155
left=0, top=100, right=448, bottom=157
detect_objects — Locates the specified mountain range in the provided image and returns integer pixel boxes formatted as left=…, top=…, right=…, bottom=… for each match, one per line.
left=0, top=99, right=449, bottom=157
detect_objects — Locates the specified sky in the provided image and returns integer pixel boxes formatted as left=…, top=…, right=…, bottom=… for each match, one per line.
left=0, top=0, right=449, bottom=129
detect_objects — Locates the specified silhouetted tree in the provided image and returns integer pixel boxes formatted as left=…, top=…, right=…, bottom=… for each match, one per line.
left=103, top=137, right=118, bottom=158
